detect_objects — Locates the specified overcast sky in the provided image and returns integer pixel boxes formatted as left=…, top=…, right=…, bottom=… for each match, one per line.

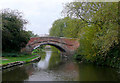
left=0, top=0, right=73, bottom=35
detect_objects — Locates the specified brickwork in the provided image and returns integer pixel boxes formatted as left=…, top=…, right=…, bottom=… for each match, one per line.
left=21, top=37, right=80, bottom=55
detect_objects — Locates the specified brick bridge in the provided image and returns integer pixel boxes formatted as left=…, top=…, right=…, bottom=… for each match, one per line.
left=21, top=37, right=80, bottom=55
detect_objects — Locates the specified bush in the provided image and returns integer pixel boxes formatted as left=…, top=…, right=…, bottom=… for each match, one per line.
left=2, top=53, right=24, bottom=57
left=2, top=8, right=30, bottom=52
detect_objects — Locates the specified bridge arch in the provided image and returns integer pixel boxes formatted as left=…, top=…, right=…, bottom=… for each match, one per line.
left=32, top=42, right=67, bottom=52
left=21, top=37, right=80, bottom=55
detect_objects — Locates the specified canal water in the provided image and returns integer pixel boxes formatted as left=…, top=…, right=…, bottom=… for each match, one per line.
left=2, top=50, right=120, bottom=81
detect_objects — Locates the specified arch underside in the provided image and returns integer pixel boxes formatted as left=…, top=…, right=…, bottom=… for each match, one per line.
left=32, top=42, right=66, bottom=52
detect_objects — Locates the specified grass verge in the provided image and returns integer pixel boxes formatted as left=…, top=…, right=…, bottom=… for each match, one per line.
left=0, top=53, right=40, bottom=66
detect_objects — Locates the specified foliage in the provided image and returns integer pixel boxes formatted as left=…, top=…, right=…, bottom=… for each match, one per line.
left=49, top=2, right=120, bottom=68
left=49, top=17, right=85, bottom=38
left=51, top=46, right=61, bottom=53
left=1, top=8, right=37, bottom=52
left=49, top=19, right=65, bottom=37
left=71, top=2, right=119, bottom=68
left=27, top=30, right=39, bottom=37
left=2, top=53, right=27, bottom=57
left=62, top=2, right=104, bottom=26
left=32, top=46, right=46, bottom=60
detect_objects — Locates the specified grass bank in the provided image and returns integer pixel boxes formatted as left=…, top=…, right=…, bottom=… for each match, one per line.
left=0, top=53, right=40, bottom=66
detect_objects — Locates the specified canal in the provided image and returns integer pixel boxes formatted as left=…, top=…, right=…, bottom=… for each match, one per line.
left=2, top=49, right=120, bottom=81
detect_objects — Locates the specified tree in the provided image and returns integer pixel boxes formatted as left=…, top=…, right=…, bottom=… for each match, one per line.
left=62, top=2, right=103, bottom=25
left=2, top=8, right=30, bottom=52
left=27, top=31, right=39, bottom=37
left=49, top=17, right=85, bottom=38
left=62, top=2, right=119, bottom=67
left=49, top=19, right=65, bottom=37
left=62, top=17, right=85, bottom=38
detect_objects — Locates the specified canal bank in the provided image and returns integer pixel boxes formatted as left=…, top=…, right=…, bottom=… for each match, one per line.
left=1, top=55, right=41, bottom=69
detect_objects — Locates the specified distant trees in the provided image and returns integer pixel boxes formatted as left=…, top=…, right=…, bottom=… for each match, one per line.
left=1, top=8, right=38, bottom=52
left=49, top=17, right=84, bottom=38
left=27, top=31, right=39, bottom=37
left=49, top=19, right=65, bottom=37
left=49, top=2, right=120, bottom=68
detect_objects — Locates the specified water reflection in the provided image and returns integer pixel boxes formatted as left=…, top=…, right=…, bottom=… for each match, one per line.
left=48, top=51, right=61, bottom=69
left=77, top=63, right=120, bottom=81
left=2, top=65, right=29, bottom=81
left=37, top=51, right=51, bottom=69
left=2, top=50, right=120, bottom=81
